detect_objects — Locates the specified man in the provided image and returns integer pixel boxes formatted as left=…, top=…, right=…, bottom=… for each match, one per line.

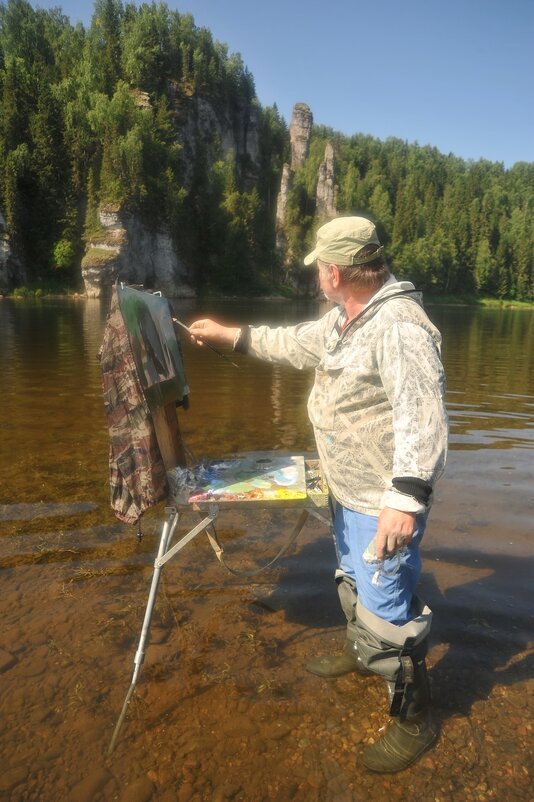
left=188, top=216, right=448, bottom=773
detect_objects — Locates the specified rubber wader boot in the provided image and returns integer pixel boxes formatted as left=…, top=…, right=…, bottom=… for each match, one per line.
left=362, top=659, right=438, bottom=773
left=306, top=572, right=372, bottom=677
left=306, top=639, right=372, bottom=678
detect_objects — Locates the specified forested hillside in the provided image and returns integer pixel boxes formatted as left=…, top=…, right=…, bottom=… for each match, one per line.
left=0, top=0, right=287, bottom=294
left=0, top=0, right=533, bottom=300
left=288, top=129, right=534, bottom=300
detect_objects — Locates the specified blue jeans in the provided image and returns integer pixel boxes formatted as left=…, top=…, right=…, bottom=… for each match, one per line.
left=333, top=504, right=427, bottom=626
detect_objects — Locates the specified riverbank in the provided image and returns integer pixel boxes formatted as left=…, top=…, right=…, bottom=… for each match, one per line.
left=425, top=293, right=534, bottom=309
left=2, top=284, right=534, bottom=308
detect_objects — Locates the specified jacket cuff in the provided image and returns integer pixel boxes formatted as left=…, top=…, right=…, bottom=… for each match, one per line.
left=233, top=326, right=250, bottom=354
left=381, top=488, right=427, bottom=514
left=392, top=476, right=433, bottom=505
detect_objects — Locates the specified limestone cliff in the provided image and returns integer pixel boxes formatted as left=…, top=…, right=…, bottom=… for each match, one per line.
left=81, top=207, right=194, bottom=299
left=316, top=142, right=337, bottom=220
left=275, top=163, right=292, bottom=257
left=171, top=87, right=261, bottom=188
left=290, top=103, right=313, bottom=170
left=275, top=106, right=339, bottom=283
left=0, top=211, right=22, bottom=292
left=275, top=104, right=314, bottom=268
left=81, top=90, right=261, bottom=297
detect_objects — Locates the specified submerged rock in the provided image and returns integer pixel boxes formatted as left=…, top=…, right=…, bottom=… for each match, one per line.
left=118, top=776, right=155, bottom=802
left=0, top=648, right=16, bottom=673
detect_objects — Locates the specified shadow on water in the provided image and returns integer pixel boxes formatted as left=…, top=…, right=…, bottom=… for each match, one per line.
left=419, top=548, right=533, bottom=719
left=266, top=532, right=533, bottom=722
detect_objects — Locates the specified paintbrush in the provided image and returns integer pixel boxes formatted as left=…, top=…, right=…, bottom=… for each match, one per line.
left=173, top=317, right=240, bottom=369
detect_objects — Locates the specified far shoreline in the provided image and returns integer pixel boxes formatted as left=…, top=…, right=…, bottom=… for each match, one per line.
left=1, top=287, right=533, bottom=309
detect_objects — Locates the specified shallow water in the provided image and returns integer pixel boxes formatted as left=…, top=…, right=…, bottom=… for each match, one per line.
left=0, top=298, right=532, bottom=802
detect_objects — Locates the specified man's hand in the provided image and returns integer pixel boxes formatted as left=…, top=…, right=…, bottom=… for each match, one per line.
left=375, top=508, right=416, bottom=560
left=185, top=318, right=240, bottom=347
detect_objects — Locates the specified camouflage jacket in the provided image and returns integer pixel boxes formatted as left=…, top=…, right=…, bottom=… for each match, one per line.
left=248, top=277, right=448, bottom=516
left=99, top=288, right=167, bottom=524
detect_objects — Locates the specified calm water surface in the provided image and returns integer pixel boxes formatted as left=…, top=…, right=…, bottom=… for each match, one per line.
left=0, top=298, right=532, bottom=802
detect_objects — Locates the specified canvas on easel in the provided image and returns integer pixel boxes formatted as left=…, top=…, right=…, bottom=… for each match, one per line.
left=117, top=286, right=188, bottom=410
left=117, top=285, right=189, bottom=472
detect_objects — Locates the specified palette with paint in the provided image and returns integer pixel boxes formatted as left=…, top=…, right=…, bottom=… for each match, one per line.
left=187, top=453, right=307, bottom=504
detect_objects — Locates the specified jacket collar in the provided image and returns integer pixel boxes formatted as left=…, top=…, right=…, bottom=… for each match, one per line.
left=331, top=275, right=421, bottom=345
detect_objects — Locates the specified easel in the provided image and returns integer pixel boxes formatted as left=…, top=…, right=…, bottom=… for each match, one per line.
left=104, top=286, right=331, bottom=753
left=108, top=419, right=330, bottom=754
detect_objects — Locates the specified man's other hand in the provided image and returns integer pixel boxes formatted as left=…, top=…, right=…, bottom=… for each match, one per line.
left=375, top=508, right=416, bottom=560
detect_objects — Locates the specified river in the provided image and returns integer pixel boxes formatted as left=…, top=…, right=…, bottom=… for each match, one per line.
left=0, top=297, right=532, bottom=802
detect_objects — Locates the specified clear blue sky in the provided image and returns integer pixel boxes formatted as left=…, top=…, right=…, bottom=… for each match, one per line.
left=33, top=0, right=534, bottom=167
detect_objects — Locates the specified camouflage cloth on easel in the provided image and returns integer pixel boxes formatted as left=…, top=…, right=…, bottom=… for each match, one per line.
left=99, top=287, right=167, bottom=524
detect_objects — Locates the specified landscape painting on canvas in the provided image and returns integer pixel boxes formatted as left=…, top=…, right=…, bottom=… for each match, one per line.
left=117, top=285, right=188, bottom=407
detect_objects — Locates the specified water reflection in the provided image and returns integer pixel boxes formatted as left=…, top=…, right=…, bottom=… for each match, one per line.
left=2, top=300, right=533, bottom=479
left=429, top=305, right=534, bottom=449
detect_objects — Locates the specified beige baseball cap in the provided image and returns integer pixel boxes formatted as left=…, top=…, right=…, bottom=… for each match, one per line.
left=303, top=216, right=382, bottom=266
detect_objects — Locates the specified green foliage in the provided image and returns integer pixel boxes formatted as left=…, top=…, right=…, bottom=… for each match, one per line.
left=121, top=2, right=170, bottom=93
left=12, top=277, right=76, bottom=296
left=285, top=129, right=534, bottom=300
left=0, top=0, right=276, bottom=290
left=52, top=238, right=75, bottom=270
left=0, top=0, right=532, bottom=300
